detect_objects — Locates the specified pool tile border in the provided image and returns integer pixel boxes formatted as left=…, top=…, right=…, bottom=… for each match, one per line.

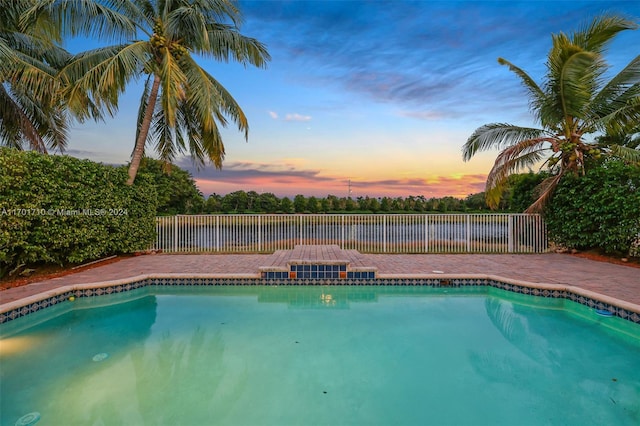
left=1, top=275, right=639, bottom=325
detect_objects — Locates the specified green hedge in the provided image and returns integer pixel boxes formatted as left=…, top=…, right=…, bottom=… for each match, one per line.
left=544, top=159, right=640, bottom=255
left=0, top=148, right=157, bottom=277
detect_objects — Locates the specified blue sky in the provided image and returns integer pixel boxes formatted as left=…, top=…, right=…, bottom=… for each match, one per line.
left=65, top=0, right=640, bottom=199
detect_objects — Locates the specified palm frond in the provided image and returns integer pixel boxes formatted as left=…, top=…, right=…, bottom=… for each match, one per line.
left=45, top=103, right=69, bottom=152
left=609, top=145, right=640, bottom=164
left=200, top=24, right=270, bottom=68
left=14, top=85, right=68, bottom=151
left=487, top=141, right=550, bottom=189
left=0, top=37, right=15, bottom=65
left=597, top=87, right=640, bottom=135
left=0, top=81, right=69, bottom=152
left=0, top=1, right=75, bottom=152
left=181, top=54, right=248, bottom=137
left=1, top=30, right=66, bottom=69
left=544, top=33, right=607, bottom=131
left=197, top=0, right=243, bottom=26
left=497, top=57, right=546, bottom=119
left=526, top=173, right=564, bottom=213
left=463, top=123, right=552, bottom=161
left=22, top=0, right=138, bottom=42
left=176, top=101, right=209, bottom=168
left=0, top=83, right=47, bottom=152
left=129, top=0, right=156, bottom=25
left=152, top=107, right=180, bottom=164
left=571, top=15, right=638, bottom=54
left=2, top=45, right=61, bottom=102
left=158, top=50, right=187, bottom=128
left=557, top=50, right=601, bottom=120
left=62, top=41, right=150, bottom=119
left=204, top=73, right=248, bottom=136
left=166, top=4, right=208, bottom=45
left=484, top=139, right=550, bottom=209
left=201, top=119, right=226, bottom=169
left=591, top=54, right=640, bottom=113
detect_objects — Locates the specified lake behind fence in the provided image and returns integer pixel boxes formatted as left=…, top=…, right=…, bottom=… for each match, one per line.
left=154, top=214, right=548, bottom=254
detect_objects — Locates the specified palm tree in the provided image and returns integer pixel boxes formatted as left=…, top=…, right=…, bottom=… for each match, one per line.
left=462, top=15, right=640, bottom=212
left=1, top=0, right=136, bottom=153
left=60, top=0, right=270, bottom=185
left=0, top=1, right=70, bottom=153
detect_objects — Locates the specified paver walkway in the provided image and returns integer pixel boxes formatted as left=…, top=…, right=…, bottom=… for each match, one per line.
left=1, top=248, right=639, bottom=308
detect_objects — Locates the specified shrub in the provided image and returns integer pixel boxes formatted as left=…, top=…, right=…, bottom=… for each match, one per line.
left=503, top=172, right=548, bottom=212
left=0, top=148, right=157, bottom=277
left=137, top=158, right=205, bottom=214
left=544, top=159, right=640, bottom=255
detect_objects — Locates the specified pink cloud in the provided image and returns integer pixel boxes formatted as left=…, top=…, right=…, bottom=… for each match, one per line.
left=187, top=160, right=487, bottom=199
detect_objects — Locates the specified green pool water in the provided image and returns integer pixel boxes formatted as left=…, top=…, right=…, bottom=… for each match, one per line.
left=1, top=286, right=639, bottom=426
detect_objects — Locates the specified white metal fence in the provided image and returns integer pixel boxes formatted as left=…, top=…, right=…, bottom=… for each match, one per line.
left=154, top=214, right=548, bottom=253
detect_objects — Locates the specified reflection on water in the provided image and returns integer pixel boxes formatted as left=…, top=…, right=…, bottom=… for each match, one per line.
left=1, top=286, right=639, bottom=426
left=150, top=285, right=481, bottom=309
left=469, top=296, right=640, bottom=424
left=0, top=295, right=158, bottom=425
left=56, top=326, right=248, bottom=425
left=257, top=286, right=379, bottom=309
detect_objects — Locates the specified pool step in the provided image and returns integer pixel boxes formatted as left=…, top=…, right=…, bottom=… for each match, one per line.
left=259, top=245, right=377, bottom=279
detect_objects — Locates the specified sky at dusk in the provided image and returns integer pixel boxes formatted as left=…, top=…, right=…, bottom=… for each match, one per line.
left=64, top=0, right=640, bottom=200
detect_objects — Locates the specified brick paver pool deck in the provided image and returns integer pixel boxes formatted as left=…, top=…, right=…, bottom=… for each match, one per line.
left=1, top=247, right=639, bottom=313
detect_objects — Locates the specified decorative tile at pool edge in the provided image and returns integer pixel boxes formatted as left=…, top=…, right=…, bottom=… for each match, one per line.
left=1, top=277, right=639, bottom=325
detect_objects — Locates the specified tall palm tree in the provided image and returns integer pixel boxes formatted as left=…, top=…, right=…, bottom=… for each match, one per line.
left=462, top=15, right=640, bottom=212
left=60, top=0, right=270, bottom=185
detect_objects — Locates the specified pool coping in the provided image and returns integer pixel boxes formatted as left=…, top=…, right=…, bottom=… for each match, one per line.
left=2, top=273, right=639, bottom=325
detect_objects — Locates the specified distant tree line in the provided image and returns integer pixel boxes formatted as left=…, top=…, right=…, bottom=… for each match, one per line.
left=204, top=192, right=483, bottom=214
left=201, top=174, right=549, bottom=214
left=146, top=158, right=553, bottom=215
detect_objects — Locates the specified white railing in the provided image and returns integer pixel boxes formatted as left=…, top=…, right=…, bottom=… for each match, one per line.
left=154, top=214, right=548, bottom=254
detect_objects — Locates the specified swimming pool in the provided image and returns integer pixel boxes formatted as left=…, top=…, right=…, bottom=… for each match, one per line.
left=2, top=285, right=639, bottom=425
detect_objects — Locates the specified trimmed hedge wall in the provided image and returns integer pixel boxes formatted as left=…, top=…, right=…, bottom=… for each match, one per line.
left=545, top=159, right=640, bottom=255
left=0, top=148, right=157, bottom=277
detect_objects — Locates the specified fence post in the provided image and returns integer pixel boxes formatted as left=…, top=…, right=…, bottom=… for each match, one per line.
left=258, top=215, right=262, bottom=252
left=155, top=217, right=159, bottom=251
left=173, top=215, right=178, bottom=252
left=214, top=215, right=218, bottom=252
left=466, top=214, right=471, bottom=252
left=424, top=215, right=428, bottom=253
left=383, top=214, right=387, bottom=253
left=507, top=214, right=514, bottom=253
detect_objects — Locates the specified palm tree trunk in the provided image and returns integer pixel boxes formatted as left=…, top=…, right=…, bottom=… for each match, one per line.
left=127, top=74, right=161, bottom=185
